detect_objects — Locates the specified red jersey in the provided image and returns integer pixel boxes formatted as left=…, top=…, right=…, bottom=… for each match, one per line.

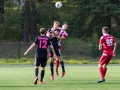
left=58, top=28, right=68, bottom=46
left=99, top=34, right=116, bottom=54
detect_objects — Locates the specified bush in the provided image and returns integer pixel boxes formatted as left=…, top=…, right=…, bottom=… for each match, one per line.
left=0, top=58, right=120, bottom=65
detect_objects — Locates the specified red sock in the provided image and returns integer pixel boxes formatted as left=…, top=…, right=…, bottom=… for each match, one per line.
left=103, top=67, right=107, bottom=78
left=99, top=67, right=104, bottom=79
left=56, top=60, right=59, bottom=70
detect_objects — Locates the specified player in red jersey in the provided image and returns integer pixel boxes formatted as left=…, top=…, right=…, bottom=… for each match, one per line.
left=97, top=26, right=117, bottom=83
left=55, top=22, right=68, bottom=76
left=24, top=28, right=57, bottom=84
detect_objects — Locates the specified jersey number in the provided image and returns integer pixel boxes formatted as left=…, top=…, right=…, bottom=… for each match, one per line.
left=39, top=40, right=47, bottom=48
left=106, top=39, right=113, bottom=46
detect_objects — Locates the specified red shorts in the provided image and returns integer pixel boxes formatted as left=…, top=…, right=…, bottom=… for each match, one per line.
left=98, top=53, right=113, bottom=65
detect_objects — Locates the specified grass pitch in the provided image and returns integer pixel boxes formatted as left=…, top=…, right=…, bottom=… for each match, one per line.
left=0, top=64, right=120, bottom=90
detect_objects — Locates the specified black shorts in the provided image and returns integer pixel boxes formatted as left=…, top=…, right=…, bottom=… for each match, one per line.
left=49, top=45, right=61, bottom=57
left=34, top=57, right=47, bottom=67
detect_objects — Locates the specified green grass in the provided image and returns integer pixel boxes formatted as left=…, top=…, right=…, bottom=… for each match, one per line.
left=0, top=65, right=120, bottom=90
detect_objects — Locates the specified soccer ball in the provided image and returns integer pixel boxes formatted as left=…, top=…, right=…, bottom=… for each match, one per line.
left=55, top=1, right=62, bottom=8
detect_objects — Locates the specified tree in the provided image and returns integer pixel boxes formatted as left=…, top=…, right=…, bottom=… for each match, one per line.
left=75, top=0, right=120, bottom=39
left=24, top=0, right=30, bottom=42
left=0, top=0, right=4, bottom=23
left=30, top=0, right=35, bottom=41
left=0, top=0, right=4, bottom=14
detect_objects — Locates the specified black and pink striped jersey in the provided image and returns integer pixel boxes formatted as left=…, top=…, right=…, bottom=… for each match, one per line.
left=58, top=28, right=68, bottom=46
left=47, top=28, right=60, bottom=46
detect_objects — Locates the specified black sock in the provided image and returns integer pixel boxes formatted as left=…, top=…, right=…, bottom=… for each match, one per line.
left=50, top=62, right=54, bottom=75
left=60, top=61, right=65, bottom=72
left=35, top=68, right=39, bottom=77
left=40, top=70, right=45, bottom=82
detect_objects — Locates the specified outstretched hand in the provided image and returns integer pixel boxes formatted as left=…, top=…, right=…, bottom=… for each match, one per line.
left=24, top=52, right=28, bottom=56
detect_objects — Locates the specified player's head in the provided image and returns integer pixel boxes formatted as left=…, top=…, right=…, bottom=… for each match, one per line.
left=53, top=21, right=60, bottom=29
left=102, top=26, right=109, bottom=34
left=40, top=28, right=46, bottom=34
left=62, top=22, right=68, bottom=30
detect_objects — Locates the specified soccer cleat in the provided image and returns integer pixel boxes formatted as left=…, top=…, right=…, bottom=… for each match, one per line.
left=51, top=74, right=54, bottom=80
left=97, top=78, right=105, bottom=83
left=56, top=69, right=59, bottom=76
left=40, top=81, right=45, bottom=84
left=61, top=72, right=65, bottom=77
left=34, top=77, right=38, bottom=84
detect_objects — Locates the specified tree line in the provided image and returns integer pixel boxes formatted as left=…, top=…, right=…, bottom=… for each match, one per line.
left=0, top=0, right=120, bottom=42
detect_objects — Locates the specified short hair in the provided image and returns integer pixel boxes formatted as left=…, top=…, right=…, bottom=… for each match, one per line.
left=53, top=21, right=60, bottom=26
left=102, top=26, right=109, bottom=32
left=40, top=28, right=46, bottom=34
left=62, top=22, right=68, bottom=26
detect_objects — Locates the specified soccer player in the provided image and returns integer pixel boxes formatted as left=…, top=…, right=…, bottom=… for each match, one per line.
left=97, top=26, right=117, bottom=83
left=47, top=21, right=66, bottom=80
left=55, top=22, right=68, bottom=76
left=24, top=28, right=57, bottom=84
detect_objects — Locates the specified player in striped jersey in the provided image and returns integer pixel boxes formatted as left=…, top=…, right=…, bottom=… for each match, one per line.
left=55, top=22, right=68, bottom=76
left=47, top=21, right=62, bottom=80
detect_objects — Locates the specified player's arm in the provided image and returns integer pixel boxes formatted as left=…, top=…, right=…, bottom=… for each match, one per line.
left=113, top=42, right=117, bottom=56
left=56, top=35, right=66, bottom=40
left=99, top=36, right=103, bottom=50
left=51, top=30, right=59, bottom=37
left=24, top=43, right=36, bottom=56
left=46, top=31, right=51, bottom=38
left=99, top=44, right=102, bottom=50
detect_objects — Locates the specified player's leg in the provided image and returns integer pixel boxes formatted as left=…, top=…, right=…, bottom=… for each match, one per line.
left=39, top=58, right=47, bottom=84
left=56, top=59, right=60, bottom=75
left=58, top=56, right=65, bottom=77
left=98, top=64, right=104, bottom=79
left=97, top=55, right=107, bottom=83
left=57, top=48, right=65, bottom=77
left=60, top=61, right=65, bottom=77
left=50, top=57, right=55, bottom=80
left=49, top=52, right=54, bottom=74
left=34, top=57, right=40, bottom=84
left=103, top=64, right=107, bottom=79
left=52, top=46, right=60, bottom=76
left=97, top=64, right=106, bottom=83
left=55, top=58, right=60, bottom=76
left=55, top=47, right=65, bottom=77
left=34, top=66, right=39, bottom=84
left=49, top=51, right=55, bottom=80
left=103, top=54, right=113, bottom=79
left=55, top=46, right=61, bottom=74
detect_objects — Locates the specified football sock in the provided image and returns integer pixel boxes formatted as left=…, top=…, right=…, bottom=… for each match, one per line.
left=103, top=67, right=107, bottom=78
left=60, top=61, right=65, bottom=72
left=99, top=67, right=104, bottom=79
left=50, top=62, right=54, bottom=74
left=56, top=60, right=59, bottom=70
left=35, top=68, right=39, bottom=77
left=40, top=70, right=45, bottom=81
